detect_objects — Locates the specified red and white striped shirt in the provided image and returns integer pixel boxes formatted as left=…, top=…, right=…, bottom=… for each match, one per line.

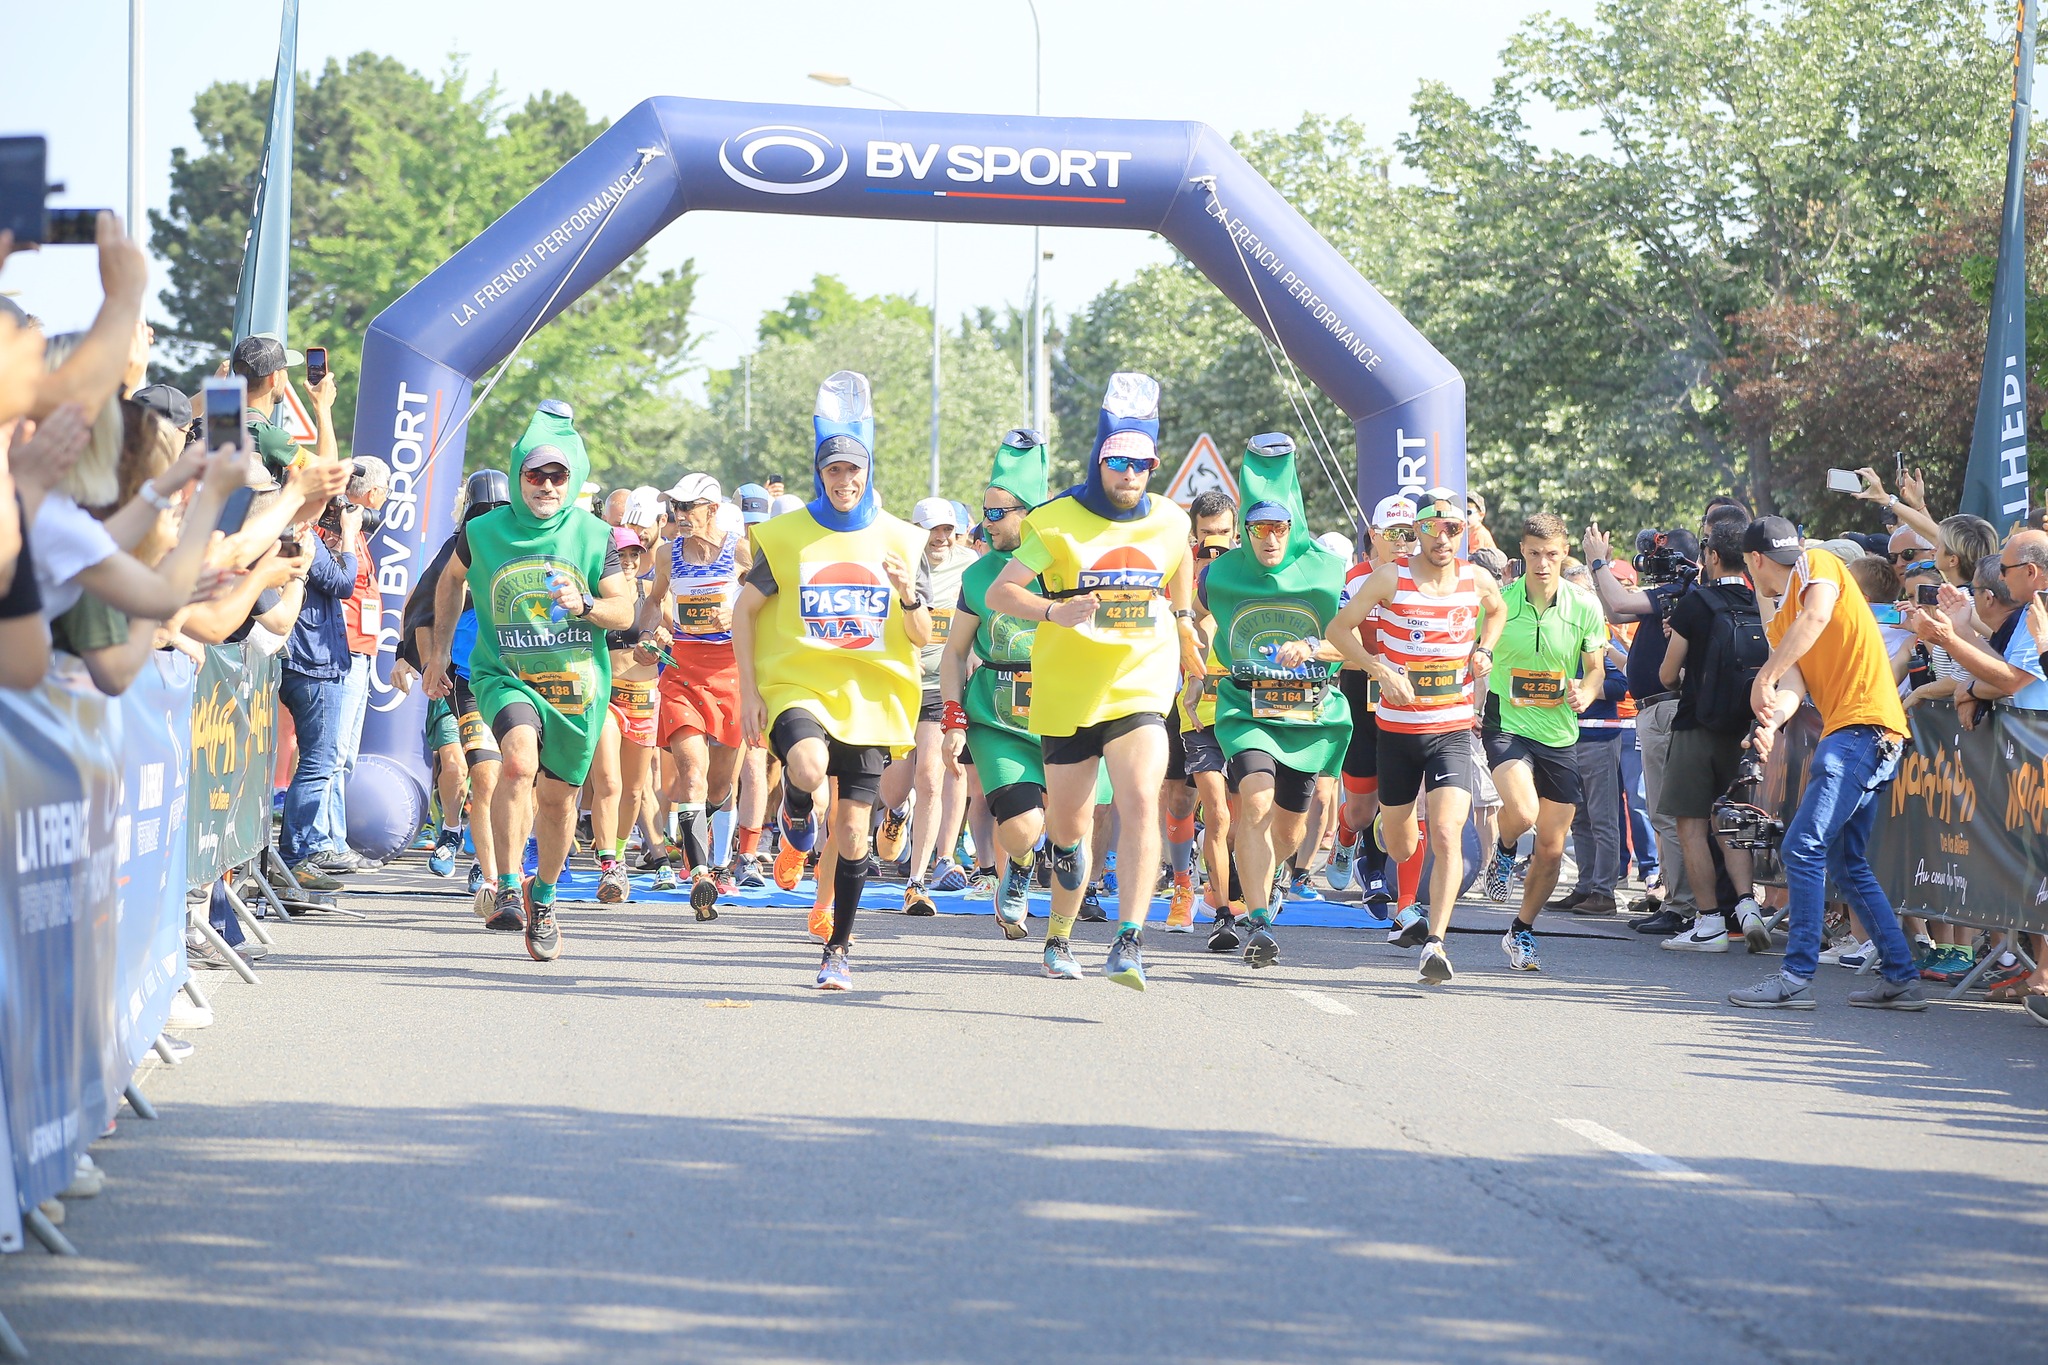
left=1374, top=561, right=1481, bottom=734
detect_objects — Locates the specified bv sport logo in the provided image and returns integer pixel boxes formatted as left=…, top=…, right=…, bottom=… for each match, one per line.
left=717, top=125, right=849, bottom=195
left=798, top=562, right=890, bottom=650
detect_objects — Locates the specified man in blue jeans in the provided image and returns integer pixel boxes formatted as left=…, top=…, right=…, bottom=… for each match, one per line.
left=278, top=498, right=363, bottom=891
left=1729, top=517, right=1923, bottom=1011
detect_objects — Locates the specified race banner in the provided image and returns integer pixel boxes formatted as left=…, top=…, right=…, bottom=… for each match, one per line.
left=114, top=654, right=194, bottom=1075
left=188, top=644, right=280, bottom=885
left=1874, top=703, right=2048, bottom=934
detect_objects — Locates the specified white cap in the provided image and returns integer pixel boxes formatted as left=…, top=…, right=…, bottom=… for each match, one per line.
left=912, top=496, right=960, bottom=530
left=1371, top=494, right=1418, bottom=530
left=769, top=493, right=803, bottom=518
left=1315, top=531, right=1354, bottom=559
left=622, top=486, right=663, bottom=529
left=665, top=472, right=720, bottom=505
left=715, top=501, right=744, bottom=538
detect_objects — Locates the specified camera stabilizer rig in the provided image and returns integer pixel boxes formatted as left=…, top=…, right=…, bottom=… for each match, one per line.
left=1711, top=729, right=1784, bottom=853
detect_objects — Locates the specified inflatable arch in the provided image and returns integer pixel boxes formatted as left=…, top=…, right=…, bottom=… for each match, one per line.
left=343, top=96, right=1465, bottom=856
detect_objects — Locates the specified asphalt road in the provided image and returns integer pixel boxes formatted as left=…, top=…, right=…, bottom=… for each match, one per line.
left=4, top=861, right=2045, bottom=1363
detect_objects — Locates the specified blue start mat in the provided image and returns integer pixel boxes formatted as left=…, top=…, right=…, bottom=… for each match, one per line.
left=540, top=864, right=1395, bottom=930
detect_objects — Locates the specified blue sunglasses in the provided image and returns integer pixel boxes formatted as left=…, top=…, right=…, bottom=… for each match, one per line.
left=984, top=506, right=1022, bottom=523
left=1102, top=454, right=1158, bottom=474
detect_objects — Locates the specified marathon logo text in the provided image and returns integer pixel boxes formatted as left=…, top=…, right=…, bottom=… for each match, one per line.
left=15, top=798, right=91, bottom=873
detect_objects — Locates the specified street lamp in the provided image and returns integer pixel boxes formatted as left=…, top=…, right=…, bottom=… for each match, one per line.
left=809, top=71, right=943, bottom=498
left=1024, top=0, right=1046, bottom=438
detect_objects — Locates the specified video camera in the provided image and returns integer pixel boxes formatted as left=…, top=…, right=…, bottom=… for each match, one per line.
left=1711, top=731, right=1784, bottom=853
left=1632, top=529, right=1700, bottom=591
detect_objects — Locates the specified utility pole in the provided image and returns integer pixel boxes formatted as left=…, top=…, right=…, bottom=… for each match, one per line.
left=127, top=0, right=144, bottom=233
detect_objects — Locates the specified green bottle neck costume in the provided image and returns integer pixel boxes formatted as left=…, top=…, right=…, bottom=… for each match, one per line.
left=462, top=407, right=614, bottom=786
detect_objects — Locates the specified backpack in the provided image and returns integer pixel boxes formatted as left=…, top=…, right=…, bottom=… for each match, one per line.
left=1691, top=584, right=1770, bottom=735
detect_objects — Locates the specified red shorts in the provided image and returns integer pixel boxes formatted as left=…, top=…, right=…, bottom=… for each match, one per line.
left=610, top=675, right=657, bottom=748
left=658, top=642, right=742, bottom=750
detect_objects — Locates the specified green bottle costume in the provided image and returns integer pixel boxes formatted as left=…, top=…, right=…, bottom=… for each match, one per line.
left=462, top=404, right=615, bottom=786
left=1201, top=434, right=1352, bottom=776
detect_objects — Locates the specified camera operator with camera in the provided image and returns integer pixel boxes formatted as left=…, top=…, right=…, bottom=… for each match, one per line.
left=1729, top=518, right=1923, bottom=1012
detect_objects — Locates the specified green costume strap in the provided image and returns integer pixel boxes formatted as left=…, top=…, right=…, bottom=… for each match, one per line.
left=1203, top=433, right=1351, bottom=776
left=463, top=404, right=614, bottom=786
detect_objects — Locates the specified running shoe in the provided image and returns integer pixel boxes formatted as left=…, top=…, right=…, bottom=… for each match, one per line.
left=596, top=862, right=632, bottom=904
left=1288, top=870, right=1323, bottom=902
left=1662, top=914, right=1729, bottom=952
left=1733, top=896, right=1772, bottom=954
left=1483, top=845, right=1516, bottom=903
left=652, top=863, right=680, bottom=892
left=1848, top=978, right=1928, bottom=1011
left=1501, top=923, right=1541, bottom=971
left=689, top=867, right=721, bottom=921
left=1207, top=910, right=1242, bottom=954
left=773, top=836, right=807, bottom=892
left=1728, top=974, right=1815, bottom=1010
left=1825, top=939, right=1877, bottom=970
left=466, top=860, right=487, bottom=896
left=484, top=887, right=525, bottom=932
left=1045, top=843, right=1080, bottom=892
left=1043, top=936, right=1083, bottom=980
left=1419, top=939, right=1455, bottom=985
left=428, top=828, right=462, bottom=878
left=1387, top=903, right=1429, bottom=949
left=778, top=802, right=818, bottom=855
left=1244, top=920, right=1279, bottom=969
left=931, top=859, right=970, bottom=893
left=903, top=882, right=936, bottom=917
left=638, top=843, right=675, bottom=872
left=525, top=897, right=562, bottom=962
left=965, top=868, right=998, bottom=900
left=1921, top=946, right=1976, bottom=983
left=816, top=945, right=851, bottom=991
left=575, top=812, right=593, bottom=849
left=808, top=888, right=833, bottom=943
left=876, top=803, right=910, bottom=863
left=730, top=855, right=766, bottom=890
left=996, top=859, right=1032, bottom=936
left=1104, top=927, right=1147, bottom=991
left=1165, top=872, right=1196, bottom=932
left=1078, top=884, right=1109, bottom=922
left=290, top=860, right=343, bottom=892
left=1323, top=831, right=1356, bottom=892
left=472, top=885, right=495, bottom=921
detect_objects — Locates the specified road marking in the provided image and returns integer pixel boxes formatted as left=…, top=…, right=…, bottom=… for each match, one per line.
left=1288, top=989, right=1354, bottom=1015
left=1556, top=1119, right=1707, bottom=1181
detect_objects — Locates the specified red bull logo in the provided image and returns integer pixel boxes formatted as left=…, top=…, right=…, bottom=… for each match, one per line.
left=799, top=561, right=890, bottom=650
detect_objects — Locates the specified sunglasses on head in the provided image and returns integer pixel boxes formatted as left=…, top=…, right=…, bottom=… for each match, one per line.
left=1905, top=559, right=1936, bottom=576
left=983, top=505, right=1022, bottom=523
left=1101, top=454, right=1158, bottom=474
left=1247, top=520, right=1291, bottom=540
left=522, top=466, right=571, bottom=487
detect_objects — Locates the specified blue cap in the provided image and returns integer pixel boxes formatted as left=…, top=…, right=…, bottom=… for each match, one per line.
left=1245, top=500, right=1294, bottom=524
left=735, top=482, right=771, bottom=524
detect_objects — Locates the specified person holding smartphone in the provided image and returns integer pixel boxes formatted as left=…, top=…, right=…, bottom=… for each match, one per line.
left=229, top=334, right=337, bottom=478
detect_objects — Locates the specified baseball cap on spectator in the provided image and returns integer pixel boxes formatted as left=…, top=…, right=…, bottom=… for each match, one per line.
left=1743, top=516, right=1804, bottom=566
left=611, top=524, right=645, bottom=553
left=1822, top=537, right=1866, bottom=564
left=735, top=482, right=772, bottom=524
left=1608, top=558, right=1639, bottom=584
left=950, top=499, right=974, bottom=532
left=769, top=493, right=802, bottom=518
left=665, top=472, right=720, bottom=506
left=1315, top=531, right=1354, bottom=558
left=912, top=496, right=959, bottom=531
left=1371, top=494, right=1417, bottom=530
left=129, top=383, right=193, bottom=430
left=230, top=332, right=303, bottom=379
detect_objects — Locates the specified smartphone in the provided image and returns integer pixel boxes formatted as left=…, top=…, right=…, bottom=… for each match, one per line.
left=42, top=208, right=100, bottom=245
left=202, top=375, right=248, bottom=454
left=213, top=485, right=255, bottom=536
left=1916, top=583, right=1941, bottom=607
left=1871, top=603, right=1904, bottom=627
left=0, top=137, right=46, bottom=243
left=1826, top=468, right=1864, bottom=494
left=305, top=346, right=328, bottom=388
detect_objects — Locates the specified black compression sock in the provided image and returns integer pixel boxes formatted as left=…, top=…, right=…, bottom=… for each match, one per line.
left=831, top=857, right=865, bottom=947
left=783, top=781, right=815, bottom=826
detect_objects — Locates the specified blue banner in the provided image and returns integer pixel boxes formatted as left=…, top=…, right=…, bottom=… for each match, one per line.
left=1964, top=0, right=2036, bottom=528
left=114, top=654, right=193, bottom=1076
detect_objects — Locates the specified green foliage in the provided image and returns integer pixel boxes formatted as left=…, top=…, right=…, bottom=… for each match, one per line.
left=150, top=54, right=698, bottom=485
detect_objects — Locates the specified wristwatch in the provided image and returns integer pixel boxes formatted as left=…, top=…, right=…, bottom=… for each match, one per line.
left=1589, top=559, right=1607, bottom=576
left=898, top=592, right=928, bottom=611
left=575, top=592, right=595, bottom=619
left=139, top=480, right=175, bottom=512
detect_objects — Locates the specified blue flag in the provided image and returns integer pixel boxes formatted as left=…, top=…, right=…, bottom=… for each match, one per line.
left=230, top=0, right=299, bottom=345
left=1964, top=0, right=2037, bottom=529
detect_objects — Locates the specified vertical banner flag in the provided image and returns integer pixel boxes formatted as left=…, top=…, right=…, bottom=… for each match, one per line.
left=1965, top=0, right=2037, bottom=528
left=230, top=0, right=300, bottom=346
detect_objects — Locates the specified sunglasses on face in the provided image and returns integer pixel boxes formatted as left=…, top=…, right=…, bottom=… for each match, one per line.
left=1247, top=521, right=1291, bottom=541
left=522, top=466, right=571, bottom=487
left=983, top=506, right=1021, bottom=523
left=1379, top=526, right=1416, bottom=542
left=1419, top=518, right=1467, bottom=537
left=1101, top=455, right=1158, bottom=475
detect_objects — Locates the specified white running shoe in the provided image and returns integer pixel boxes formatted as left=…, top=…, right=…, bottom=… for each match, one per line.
left=1663, top=914, right=1730, bottom=952
left=1732, top=896, right=1772, bottom=954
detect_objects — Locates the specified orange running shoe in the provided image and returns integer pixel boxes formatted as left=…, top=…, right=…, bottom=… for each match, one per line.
left=809, top=880, right=833, bottom=941
left=875, top=801, right=910, bottom=864
left=774, top=837, right=807, bottom=892
left=1165, top=872, right=1196, bottom=932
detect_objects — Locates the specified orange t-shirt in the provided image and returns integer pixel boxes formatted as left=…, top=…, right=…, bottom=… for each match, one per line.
left=1764, top=548, right=1907, bottom=739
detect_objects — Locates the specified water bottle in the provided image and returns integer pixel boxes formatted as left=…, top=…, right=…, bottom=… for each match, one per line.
left=545, top=570, right=569, bottom=624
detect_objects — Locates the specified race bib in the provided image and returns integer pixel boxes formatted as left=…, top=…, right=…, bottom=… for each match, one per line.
left=456, top=707, right=496, bottom=752
left=1509, top=669, right=1567, bottom=707
left=929, top=606, right=955, bottom=645
left=1092, top=588, right=1156, bottom=633
left=1407, top=659, right=1464, bottom=700
left=674, top=590, right=725, bottom=637
left=519, top=667, right=590, bottom=716
left=1251, top=678, right=1321, bottom=723
left=610, top=676, right=653, bottom=717
left=999, top=670, right=1033, bottom=728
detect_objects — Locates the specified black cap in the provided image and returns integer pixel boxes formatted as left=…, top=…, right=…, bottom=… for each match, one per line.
left=1742, top=515, right=1803, bottom=566
left=230, top=333, right=302, bottom=379
left=129, top=383, right=193, bottom=429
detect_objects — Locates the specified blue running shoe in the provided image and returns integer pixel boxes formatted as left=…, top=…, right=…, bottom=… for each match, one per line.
left=931, top=858, right=969, bottom=892
left=1323, top=832, right=1356, bottom=892
left=816, top=945, right=851, bottom=991
left=1104, top=927, right=1147, bottom=991
left=1388, top=903, right=1428, bottom=948
left=730, top=855, right=766, bottom=890
left=428, top=828, right=462, bottom=878
left=1288, top=870, right=1323, bottom=902
left=651, top=863, right=680, bottom=892
left=1483, top=844, right=1517, bottom=903
left=779, top=802, right=817, bottom=855
left=1079, top=884, right=1109, bottom=922
left=996, top=860, right=1032, bottom=939
left=466, top=860, right=486, bottom=896
left=1502, top=923, right=1542, bottom=971
left=1043, top=936, right=1083, bottom=979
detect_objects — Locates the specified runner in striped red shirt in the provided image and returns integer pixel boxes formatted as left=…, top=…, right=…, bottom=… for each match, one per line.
left=1325, top=495, right=1417, bottom=905
left=1330, top=490, right=1506, bottom=984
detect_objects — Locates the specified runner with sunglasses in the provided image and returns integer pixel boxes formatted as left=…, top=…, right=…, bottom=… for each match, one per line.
left=424, top=402, right=640, bottom=962
left=1331, top=490, right=1505, bottom=983
left=647, top=472, right=750, bottom=918
left=985, top=374, right=1206, bottom=989
left=1188, top=435, right=1351, bottom=970
left=1169, top=491, right=1239, bottom=939
left=734, top=372, right=932, bottom=990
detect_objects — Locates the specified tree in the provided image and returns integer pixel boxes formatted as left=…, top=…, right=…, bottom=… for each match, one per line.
left=150, top=53, right=698, bottom=483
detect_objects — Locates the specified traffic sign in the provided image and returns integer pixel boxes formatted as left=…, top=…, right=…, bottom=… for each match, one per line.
left=1163, top=432, right=1237, bottom=508
left=274, top=379, right=318, bottom=444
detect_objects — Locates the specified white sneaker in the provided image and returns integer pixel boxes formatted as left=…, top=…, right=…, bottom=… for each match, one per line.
left=1732, top=896, right=1772, bottom=954
left=167, top=994, right=213, bottom=1029
left=1663, top=914, right=1729, bottom=952
left=1827, top=939, right=1877, bottom=970
left=61, top=1155, right=103, bottom=1200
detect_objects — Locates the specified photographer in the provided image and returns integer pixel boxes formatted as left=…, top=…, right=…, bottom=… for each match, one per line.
left=1731, top=518, right=1922, bottom=1012
left=319, top=455, right=391, bottom=873
left=231, top=335, right=338, bottom=478
left=1654, top=512, right=1769, bottom=954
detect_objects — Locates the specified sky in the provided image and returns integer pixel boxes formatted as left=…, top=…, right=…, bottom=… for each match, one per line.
left=1, top=0, right=1604, bottom=395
